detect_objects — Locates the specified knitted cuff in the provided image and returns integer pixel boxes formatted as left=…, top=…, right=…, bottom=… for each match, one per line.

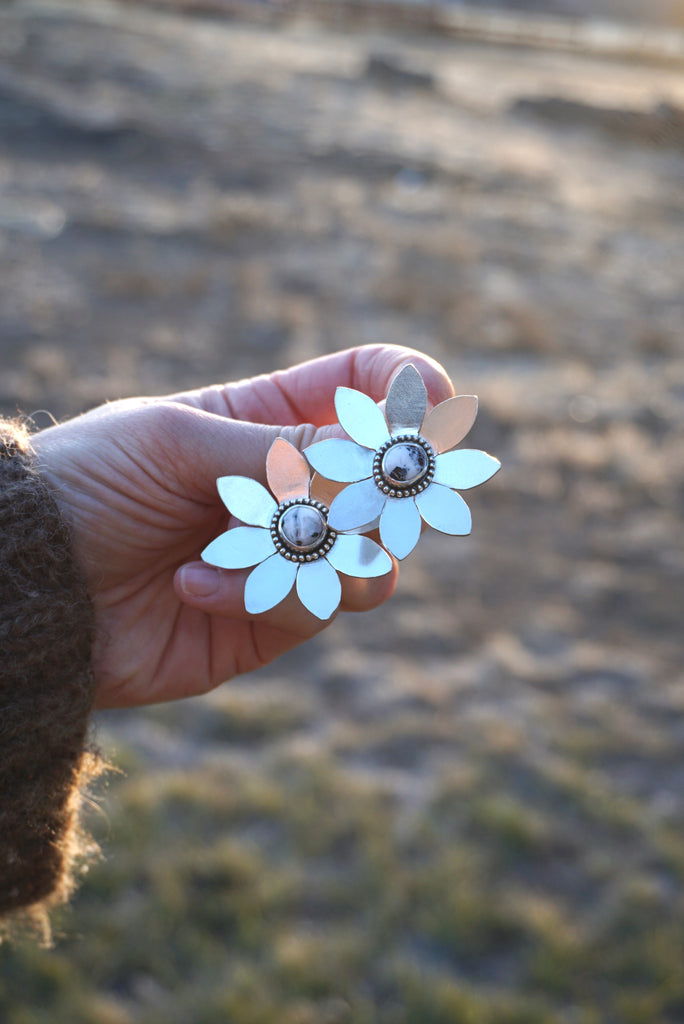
left=0, top=419, right=102, bottom=941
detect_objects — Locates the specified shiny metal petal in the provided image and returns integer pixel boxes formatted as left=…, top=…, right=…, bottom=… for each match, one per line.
left=328, top=477, right=387, bottom=531
left=310, top=478, right=378, bottom=533
left=244, top=553, right=298, bottom=614
left=434, top=449, right=501, bottom=490
left=415, top=483, right=472, bottom=535
left=327, top=534, right=393, bottom=578
left=267, top=437, right=311, bottom=503
left=202, top=526, right=275, bottom=569
left=296, top=558, right=341, bottom=620
left=379, top=497, right=422, bottom=560
left=304, top=438, right=375, bottom=483
left=217, top=476, right=277, bottom=527
left=334, top=387, right=390, bottom=450
left=421, top=395, right=478, bottom=453
left=309, top=472, right=343, bottom=508
left=386, top=363, right=428, bottom=434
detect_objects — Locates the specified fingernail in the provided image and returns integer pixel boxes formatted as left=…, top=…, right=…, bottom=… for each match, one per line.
left=180, top=565, right=220, bottom=597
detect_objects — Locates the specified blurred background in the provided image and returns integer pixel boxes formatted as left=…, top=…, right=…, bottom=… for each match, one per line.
left=1, top=0, right=683, bottom=1021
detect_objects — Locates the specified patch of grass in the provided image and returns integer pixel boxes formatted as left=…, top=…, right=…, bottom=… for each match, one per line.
left=5, top=736, right=684, bottom=1023
left=200, top=689, right=313, bottom=745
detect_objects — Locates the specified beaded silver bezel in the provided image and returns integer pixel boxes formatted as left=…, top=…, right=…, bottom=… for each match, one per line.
left=270, top=497, right=338, bottom=562
left=372, top=434, right=436, bottom=498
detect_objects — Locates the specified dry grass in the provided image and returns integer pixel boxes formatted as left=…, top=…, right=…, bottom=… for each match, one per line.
left=1, top=2, right=683, bottom=1020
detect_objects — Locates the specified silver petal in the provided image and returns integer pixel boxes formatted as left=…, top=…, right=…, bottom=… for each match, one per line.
left=334, top=387, right=390, bottom=450
left=202, top=526, right=275, bottom=569
left=415, top=483, right=472, bottom=535
left=304, top=438, right=376, bottom=483
left=244, top=553, right=298, bottom=614
left=310, top=478, right=379, bottom=534
left=379, top=497, right=422, bottom=560
left=217, top=476, right=277, bottom=528
left=328, top=477, right=387, bottom=531
left=309, top=472, right=342, bottom=509
left=266, top=437, right=311, bottom=503
left=421, top=395, right=478, bottom=453
left=296, top=558, right=341, bottom=620
left=434, top=449, right=501, bottom=490
left=326, top=534, right=393, bottom=578
left=385, top=363, right=428, bottom=435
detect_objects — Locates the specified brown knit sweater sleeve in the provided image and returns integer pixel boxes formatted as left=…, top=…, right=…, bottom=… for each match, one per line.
left=0, top=419, right=102, bottom=943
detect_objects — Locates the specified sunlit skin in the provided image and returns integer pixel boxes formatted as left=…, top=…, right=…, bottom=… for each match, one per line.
left=32, top=345, right=454, bottom=710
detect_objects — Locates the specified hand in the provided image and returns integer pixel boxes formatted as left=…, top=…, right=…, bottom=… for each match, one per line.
left=32, top=345, right=454, bottom=709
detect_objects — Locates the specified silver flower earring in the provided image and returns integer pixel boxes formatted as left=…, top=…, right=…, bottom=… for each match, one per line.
left=201, top=438, right=392, bottom=620
left=305, top=364, right=500, bottom=560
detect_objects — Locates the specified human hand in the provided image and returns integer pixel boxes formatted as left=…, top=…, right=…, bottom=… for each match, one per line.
left=32, top=345, right=454, bottom=709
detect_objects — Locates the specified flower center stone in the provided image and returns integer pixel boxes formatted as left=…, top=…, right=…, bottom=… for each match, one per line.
left=381, top=442, right=429, bottom=487
left=277, top=504, right=328, bottom=552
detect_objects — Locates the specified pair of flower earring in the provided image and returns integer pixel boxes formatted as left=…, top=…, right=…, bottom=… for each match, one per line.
left=201, top=364, right=501, bottom=621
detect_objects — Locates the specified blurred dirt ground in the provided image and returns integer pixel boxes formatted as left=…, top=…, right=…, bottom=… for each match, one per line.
left=1, top=1, right=683, bottom=1022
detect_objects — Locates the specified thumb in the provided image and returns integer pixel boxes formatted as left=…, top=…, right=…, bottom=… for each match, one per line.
left=168, top=410, right=398, bottom=619
left=162, top=406, right=348, bottom=501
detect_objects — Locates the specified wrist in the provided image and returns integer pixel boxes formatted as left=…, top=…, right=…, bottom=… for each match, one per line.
left=0, top=418, right=103, bottom=939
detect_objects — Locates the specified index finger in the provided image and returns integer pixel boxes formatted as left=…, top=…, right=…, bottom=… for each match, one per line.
left=172, top=344, right=454, bottom=427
